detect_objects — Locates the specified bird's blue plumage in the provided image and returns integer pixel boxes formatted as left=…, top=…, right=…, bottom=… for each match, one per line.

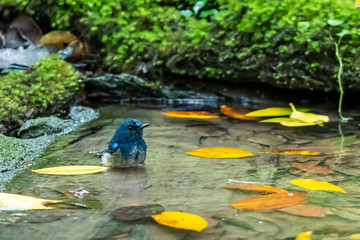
left=100, top=118, right=149, bottom=167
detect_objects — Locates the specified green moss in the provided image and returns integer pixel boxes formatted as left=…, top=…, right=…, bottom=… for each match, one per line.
left=0, top=55, right=80, bottom=124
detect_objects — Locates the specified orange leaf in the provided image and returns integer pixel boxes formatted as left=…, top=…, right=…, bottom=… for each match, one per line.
left=291, top=162, right=333, bottom=174
left=266, top=150, right=320, bottom=155
left=279, top=204, right=327, bottom=217
left=232, top=192, right=306, bottom=210
left=223, top=184, right=288, bottom=193
left=151, top=211, right=207, bottom=232
left=186, top=147, right=253, bottom=158
left=162, top=111, right=219, bottom=119
left=220, top=105, right=261, bottom=121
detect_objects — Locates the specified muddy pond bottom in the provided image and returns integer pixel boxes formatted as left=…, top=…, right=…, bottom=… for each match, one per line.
left=1, top=104, right=360, bottom=240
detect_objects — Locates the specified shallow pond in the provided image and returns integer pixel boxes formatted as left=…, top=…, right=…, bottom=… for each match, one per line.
left=1, top=103, right=360, bottom=240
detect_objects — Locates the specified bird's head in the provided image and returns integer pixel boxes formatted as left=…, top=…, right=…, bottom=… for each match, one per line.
left=113, top=118, right=150, bottom=141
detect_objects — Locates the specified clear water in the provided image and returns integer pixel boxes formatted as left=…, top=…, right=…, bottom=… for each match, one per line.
left=1, top=104, right=360, bottom=240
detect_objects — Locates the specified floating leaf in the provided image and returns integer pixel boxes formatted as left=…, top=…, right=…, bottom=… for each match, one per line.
left=289, top=103, right=329, bottom=123
left=232, top=192, right=306, bottom=210
left=162, top=111, right=219, bottom=119
left=291, top=162, right=333, bottom=174
left=40, top=30, right=78, bottom=49
left=0, top=193, right=61, bottom=210
left=152, top=211, right=208, bottom=232
left=260, top=117, right=300, bottom=123
left=296, top=231, right=312, bottom=240
left=33, top=166, right=109, bottom=175
left=113, top=204, right=165, bottom=221
left=266, top=150, right=320, bottom=155
left=246, top=107, right=310, bottom=117
left=349, top=234, right=360, bottom=239
left=280, top=121, right=319, bottom=127
left=290, top=179, right=346, bottom=193
left=186, top=147, right=253, bottom=158
left=220, top=105, right=260, bottom=121
left=279, top=204, right=326, bottom=217
left=223, top=184, right=287, bottom=193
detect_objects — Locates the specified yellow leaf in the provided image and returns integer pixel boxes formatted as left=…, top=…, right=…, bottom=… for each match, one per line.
left=290, top=179, right=346, bottom=193
left=151, top=211, right=207, bottom=232
left=0, top=193, right=61, bottom=210
left=296, top=231, right=312, bottom=240
left=289, top=103, right=329, bottom=123
left=32, top=165, right=109, bottom=175
left=162, top=111, right=219, bottom=119
left=349, top=233, right=360, bottom=239
left=260, top=117, right=300, bottom=123
left=280, top=121, right=318, bottom=127
left=186, top=147, right=253, bottom=158
left=266, top=150, right=320, bottom=155
left=40, top=30, right=78, bottom=49
left=246, top=107, right=310, bottom=117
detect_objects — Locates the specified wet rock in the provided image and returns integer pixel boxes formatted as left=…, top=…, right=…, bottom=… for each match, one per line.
left=18, top=116, right=66, bottom=139
left=3, top=16, right=42, bottom=49
left=18, top=106, right=99, bottom=139
left=0, top=46, right=58, bottom=72
left=68, top=105, right=99, bottom=125
left=84, top=73, right=162, bottom=101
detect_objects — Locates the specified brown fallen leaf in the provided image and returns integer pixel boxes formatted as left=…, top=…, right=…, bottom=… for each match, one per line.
left=291, top=161, right=333, bottom=174
left=279, top=204, right=327, bottom=217
left=40, top=30, right=78, bottom=49
left=232, top=192, right=306, bottom=210
left=267, top=150, right=320, bottom=155
left=220, top=105, right=261, bottom=121
left=223, top=184, right=288, bottom=193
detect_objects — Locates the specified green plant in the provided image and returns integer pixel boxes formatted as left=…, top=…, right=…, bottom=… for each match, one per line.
left=0, top=55, right=80, bottom=124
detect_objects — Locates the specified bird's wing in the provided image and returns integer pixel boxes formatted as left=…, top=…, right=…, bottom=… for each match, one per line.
left=108, top=142, right=119, bottom=153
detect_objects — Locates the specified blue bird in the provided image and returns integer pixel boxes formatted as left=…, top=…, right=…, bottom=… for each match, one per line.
left=98, top=118, right=150, bottom=168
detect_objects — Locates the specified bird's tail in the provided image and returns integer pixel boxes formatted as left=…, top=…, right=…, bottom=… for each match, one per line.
left=88, top=149, right=108, bottom=155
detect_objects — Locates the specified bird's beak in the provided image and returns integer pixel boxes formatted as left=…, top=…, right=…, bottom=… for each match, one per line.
left=139, top=123, right=150, bottom=129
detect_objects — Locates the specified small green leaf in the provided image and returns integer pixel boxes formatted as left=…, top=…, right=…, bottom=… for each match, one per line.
left=327, top=19, right=344, bottom=26
left=337, top=29, right=349, bottom=37
left=180, top=10, right=193, bottom=17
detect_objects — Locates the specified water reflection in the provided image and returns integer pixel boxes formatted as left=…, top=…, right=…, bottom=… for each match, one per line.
left=1, top=104, right=360, bottom=239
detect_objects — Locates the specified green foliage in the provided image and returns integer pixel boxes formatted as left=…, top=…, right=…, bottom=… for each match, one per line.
left=5, top=0, right=360, bottom=91
left=0, top=55, right=80, bottom=123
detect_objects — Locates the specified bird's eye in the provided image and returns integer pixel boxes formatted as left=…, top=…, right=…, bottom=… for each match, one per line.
left=128, top=126, right=133, bottom=130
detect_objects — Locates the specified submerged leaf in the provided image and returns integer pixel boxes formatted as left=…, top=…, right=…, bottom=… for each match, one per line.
left=266, top=150, right=320, bottom=155
left=186, top=147, right=253, bottom=158
left=220, top=105, right=260, bottom=120
left=296, top=231, right=312, bottom=240
left=33, top=166, right=109, bottom=175
left=290, top=179, right=346, bottom=193
left=223, top=184, right=287, bottom=193
left=162, top=111, right=219, bottom=119
left=279, top=204, right=326, bottom=217
left=113, top=204, right=165, bottom=221
left=0, top=193, right=61, bottom=210
left=291, top=162, right=333, bottom=174
left=246, top=107, right=310, bottom=117
left=289, top=103, right=329, bottom=123
left=152, top=211, right=208, bottom=232
left=232, top=192, right=306, bottom=210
